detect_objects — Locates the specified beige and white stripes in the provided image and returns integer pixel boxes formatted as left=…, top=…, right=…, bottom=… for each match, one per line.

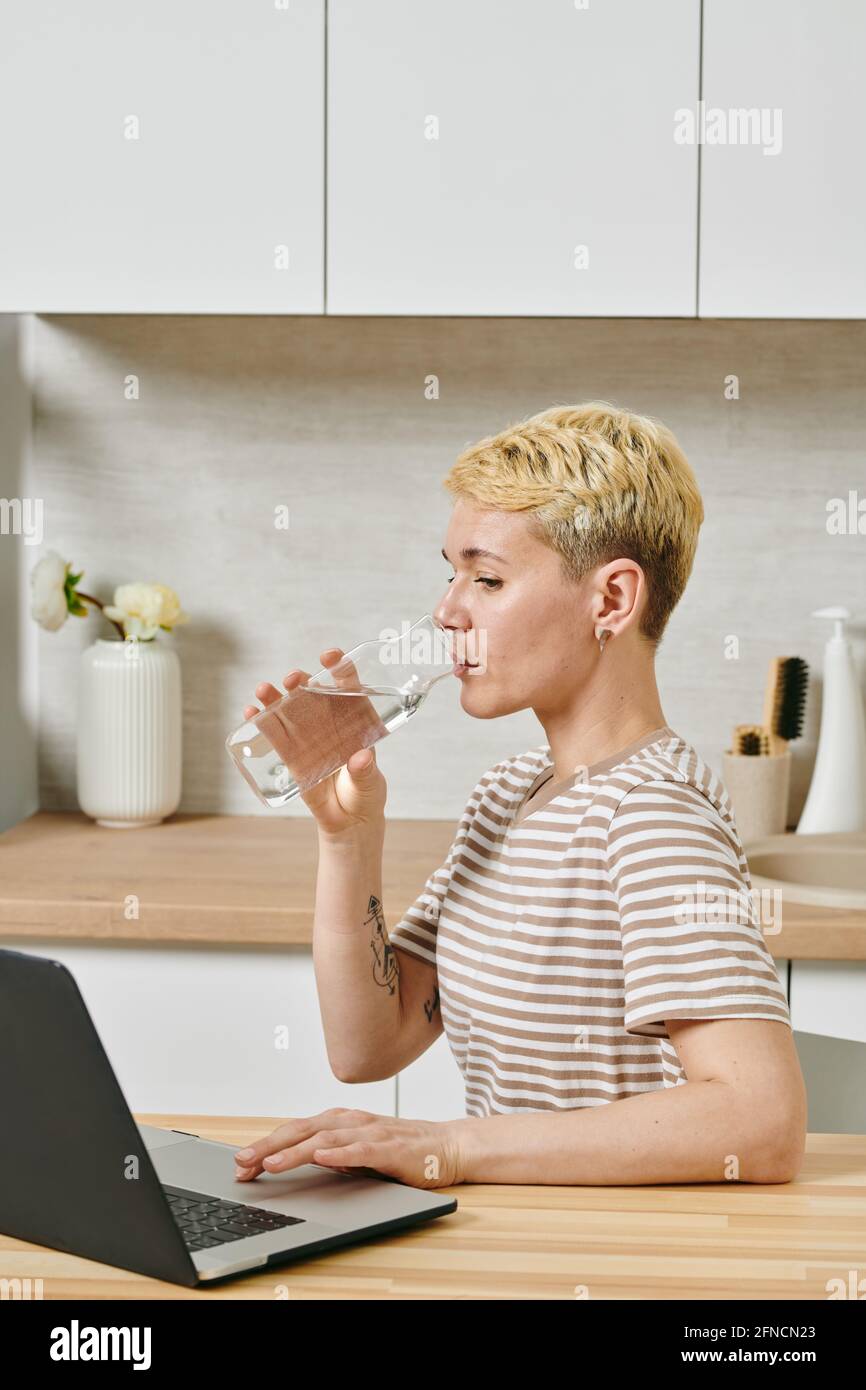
left=389, top=726, right=791, bottom=1117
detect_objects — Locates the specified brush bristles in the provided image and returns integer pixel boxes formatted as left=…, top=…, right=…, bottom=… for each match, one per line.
left=734, top=725, right=770, bottom=756
left=773, top=656, right=809, bottom=742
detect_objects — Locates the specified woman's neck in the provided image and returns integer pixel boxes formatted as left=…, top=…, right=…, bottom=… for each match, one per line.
left=535, top=646, right=667, bottom=782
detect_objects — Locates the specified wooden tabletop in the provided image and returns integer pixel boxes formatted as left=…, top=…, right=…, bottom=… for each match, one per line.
left=2, top=1115, right=864, bottom=1299
left=0, top=811, right=864, bottom=956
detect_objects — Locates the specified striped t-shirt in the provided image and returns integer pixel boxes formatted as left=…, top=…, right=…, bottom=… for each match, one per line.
left=389, top=724, right=791, bottom=1117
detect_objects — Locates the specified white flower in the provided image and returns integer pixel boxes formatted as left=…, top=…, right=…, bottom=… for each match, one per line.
left=103, top=583, right=189, bottom=641
left=30, top=550, right=72, bottom=631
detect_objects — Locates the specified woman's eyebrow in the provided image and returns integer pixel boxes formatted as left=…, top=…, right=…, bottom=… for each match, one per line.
left=441, top=546, right=508, bottom=565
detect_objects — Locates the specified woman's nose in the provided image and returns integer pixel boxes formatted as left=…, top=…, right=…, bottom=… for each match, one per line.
left=433, top=590, right=457, bottom=630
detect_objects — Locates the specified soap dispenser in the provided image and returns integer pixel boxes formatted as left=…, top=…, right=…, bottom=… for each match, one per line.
left=797, top=607, right=866, bottom=834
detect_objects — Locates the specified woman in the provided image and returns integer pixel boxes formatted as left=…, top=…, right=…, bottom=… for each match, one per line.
left=233, top=402, right=807, bottom=1189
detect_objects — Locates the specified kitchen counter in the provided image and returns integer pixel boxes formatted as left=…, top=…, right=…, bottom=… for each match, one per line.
left=0, top=811, right=455, bottom=947
left=1, top=1114, right=864, bottom=1299
left=1, top=811, right=864, bottom=957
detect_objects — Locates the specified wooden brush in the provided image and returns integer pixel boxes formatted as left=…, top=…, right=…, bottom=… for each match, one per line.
left=733, top=723, right=770, bottom=756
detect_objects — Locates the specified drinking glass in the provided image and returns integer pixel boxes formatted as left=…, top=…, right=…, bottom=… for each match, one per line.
left=225, top=613, right=454, bottom=807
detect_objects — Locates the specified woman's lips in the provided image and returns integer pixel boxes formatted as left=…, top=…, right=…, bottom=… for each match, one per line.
left=453, top=661, right=480, bottom=676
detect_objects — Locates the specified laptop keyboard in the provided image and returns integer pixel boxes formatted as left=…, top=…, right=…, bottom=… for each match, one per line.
left=163, top=1183, right=305, bottom=1252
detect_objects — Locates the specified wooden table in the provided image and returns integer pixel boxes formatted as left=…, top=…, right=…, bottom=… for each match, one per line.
left=2, top=1115, right=865, bottom=1299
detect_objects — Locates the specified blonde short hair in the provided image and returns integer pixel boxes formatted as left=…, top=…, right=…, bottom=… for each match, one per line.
left=442, top=401, right=704, bottom=645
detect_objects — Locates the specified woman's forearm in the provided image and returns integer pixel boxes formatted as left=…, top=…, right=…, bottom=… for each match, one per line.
left=453, top=1079, right=796, bottom=1186
left=311, top=824, right=400, bottom=1080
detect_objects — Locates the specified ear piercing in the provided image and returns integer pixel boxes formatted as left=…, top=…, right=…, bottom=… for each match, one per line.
left=597, top=628, right=612, bottom=653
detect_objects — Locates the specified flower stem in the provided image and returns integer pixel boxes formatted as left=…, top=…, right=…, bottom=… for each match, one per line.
left=76, top=591, right=126, bottom=641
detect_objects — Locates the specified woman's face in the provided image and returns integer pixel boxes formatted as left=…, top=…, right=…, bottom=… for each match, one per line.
left=434, top=497, right=595, bottom=720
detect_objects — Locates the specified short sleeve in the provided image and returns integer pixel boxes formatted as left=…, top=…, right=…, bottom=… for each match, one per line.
left=388, top=837, right=458, bottom=966
left=387, top=761, right=497, bottom=967
left=606, top=778, right=791, bottom=1039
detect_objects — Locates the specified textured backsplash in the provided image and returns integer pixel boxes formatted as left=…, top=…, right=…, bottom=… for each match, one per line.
left=26, top=313, right=866, bottom=821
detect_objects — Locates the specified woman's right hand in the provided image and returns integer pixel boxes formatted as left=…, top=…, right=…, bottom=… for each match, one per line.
left=243, top=648, right=388, bottom=839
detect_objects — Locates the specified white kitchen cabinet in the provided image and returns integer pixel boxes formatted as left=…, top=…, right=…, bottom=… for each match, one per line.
left=790, top=961, right=866, bottom=1134
left=398, top=1031, right=466, bottom=1123
left=789, top=960, right=866, bottom=1046
left=2, top=940, right=394, bottom=1119
left=0, top=1, right=324, bottom=313
left=700, top=0, right=866, bottom=317
left=327, top=0, right=700, bottom=316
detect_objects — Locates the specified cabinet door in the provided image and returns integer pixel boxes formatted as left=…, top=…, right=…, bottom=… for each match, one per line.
left=3, top=940, right=395, bottom=1118
left=328, top=0, right=699, bottom=316
left=398, top=1033, right=467, bottom=1123
left=789, top=960, right=866, bottom=1046
left=700, top=0, right=866, bottom=317
left=790, top=961, right=866, bottom=1135
left=0, top=1, right=324, bottom=312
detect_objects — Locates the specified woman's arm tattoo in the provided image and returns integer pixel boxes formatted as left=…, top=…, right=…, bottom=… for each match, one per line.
left=423, top=986, right=440, bottom=1022
left=366, top=893, right=400, bottom=995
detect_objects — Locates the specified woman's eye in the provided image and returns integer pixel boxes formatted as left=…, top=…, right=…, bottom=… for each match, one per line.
left=445, top=574, right=501, bottom=590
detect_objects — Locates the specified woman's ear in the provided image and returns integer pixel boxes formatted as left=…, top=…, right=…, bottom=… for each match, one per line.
left=591, top=558, right=644, bottom=636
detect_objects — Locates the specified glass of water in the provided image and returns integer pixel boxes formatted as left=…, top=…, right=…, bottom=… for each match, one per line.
left=225, top=613, right=455, bottom=807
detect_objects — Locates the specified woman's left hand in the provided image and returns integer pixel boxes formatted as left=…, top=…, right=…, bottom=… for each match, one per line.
left=232, top=1107, right=465, bottom=1189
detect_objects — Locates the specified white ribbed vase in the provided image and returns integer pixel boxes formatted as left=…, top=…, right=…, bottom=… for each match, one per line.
left=76, top=637, right=182, bottom=828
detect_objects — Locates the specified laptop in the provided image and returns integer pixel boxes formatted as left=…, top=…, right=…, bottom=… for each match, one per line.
left=0, top=947, right=457, bottom=1287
